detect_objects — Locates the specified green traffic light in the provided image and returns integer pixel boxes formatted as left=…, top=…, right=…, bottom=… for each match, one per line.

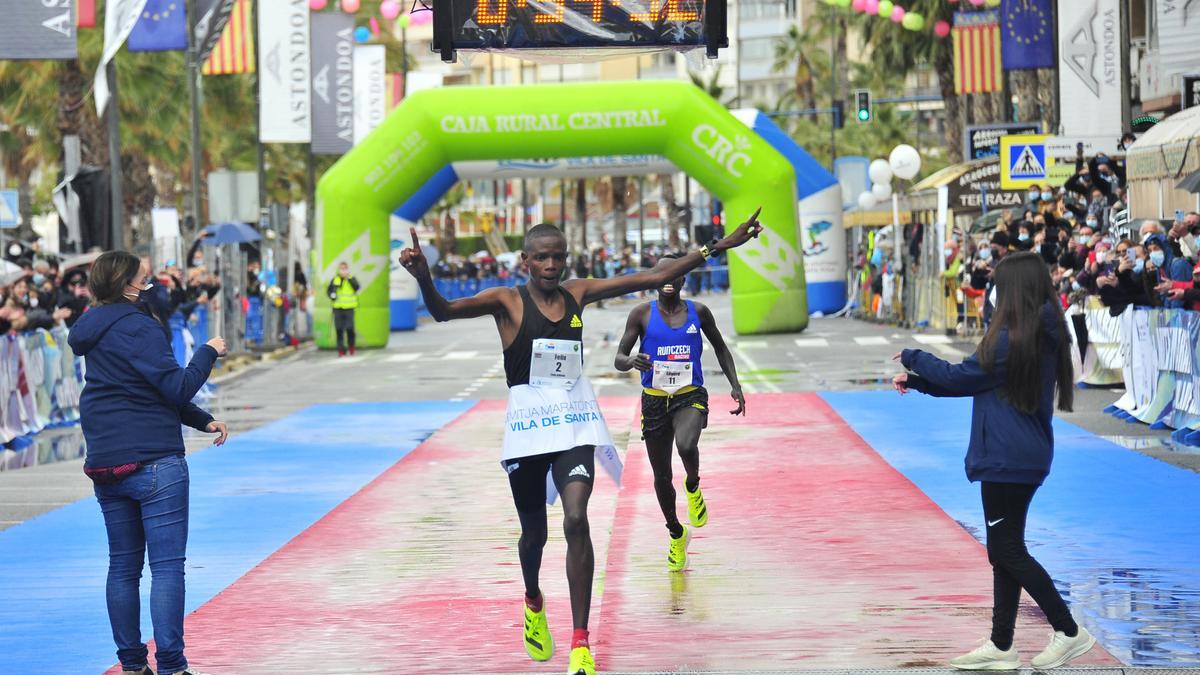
left=858, top=109, right=870, bottom=121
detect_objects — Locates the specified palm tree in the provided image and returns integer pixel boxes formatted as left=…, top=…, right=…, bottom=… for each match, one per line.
left=687, top=67, right=736, bottom=107
left=851, top=0, right=960, bottom=160
left=772, top=24, right=831, bottom=112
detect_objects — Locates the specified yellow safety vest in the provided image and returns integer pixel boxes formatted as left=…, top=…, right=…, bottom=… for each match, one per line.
left=332, top=277, right=359, bottom=310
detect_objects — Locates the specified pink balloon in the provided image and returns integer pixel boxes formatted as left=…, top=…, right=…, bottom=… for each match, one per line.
left=309, top=0, right=327, bottom=9
left=968, top=0, right=984, bottom=5
left=380, top=0, right=401, bottom=19
left=369, top=15, right=380, bottom=33
left=865, top=0, right=879, bottom=14
left=891, top=5, right=905, bottom=22
left=341, top=0, right=359, bottom=12
left=934, top=19, right=951, bottom=37
left=851, top=0, right=867, bottom=11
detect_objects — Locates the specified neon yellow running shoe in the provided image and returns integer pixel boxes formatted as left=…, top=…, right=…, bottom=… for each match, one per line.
left=568, top=645, right=596, bottom=675
left=523, top=597, right=553, bottom=662
left=667, top=525, right=691, bottom=572
left=686, top=483, right=708, bottom=527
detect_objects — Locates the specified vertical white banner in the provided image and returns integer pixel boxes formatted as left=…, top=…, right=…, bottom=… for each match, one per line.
left=258, top=0, right=311, bottom=143
left=94, top=0, right=150, bottom=113
left=1058, top=0, right=1124, bottom=143
left=353, top=44, right=386, bottom=145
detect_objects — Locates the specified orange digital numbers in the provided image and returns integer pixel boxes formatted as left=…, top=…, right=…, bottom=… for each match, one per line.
left=513, top=0, right=564, bottom=23
left=581, top=0, right=603, bottom=21
left=486, top=0, right=694, bottom=26
left=626, top=0, right=657, bottom=21
left=665, top=0, right=697, bottom=21
left=477, top=0, right=507, bottom=24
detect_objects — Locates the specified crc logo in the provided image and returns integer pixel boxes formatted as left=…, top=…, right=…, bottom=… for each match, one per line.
left=691, top=124, right=752, bottom=177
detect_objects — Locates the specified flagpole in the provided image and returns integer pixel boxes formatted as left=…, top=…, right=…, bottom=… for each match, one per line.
left=187, top=0, right=204, bottom=237
left=106, top=59, right=125, bottom=250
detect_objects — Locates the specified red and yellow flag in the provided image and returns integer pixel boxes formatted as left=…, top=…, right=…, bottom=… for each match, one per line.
left=202, top=0, right=255, bottom=75
left=952, top=10, right=1002, bottom=95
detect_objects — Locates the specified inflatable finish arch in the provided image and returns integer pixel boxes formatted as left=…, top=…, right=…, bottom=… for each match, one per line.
left=314, top=80, right=808, bottom=348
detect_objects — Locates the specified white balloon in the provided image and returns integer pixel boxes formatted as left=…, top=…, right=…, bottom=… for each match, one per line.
left=871, top=182, right=893, bottom=200
left=868, top=159, right=893, bottom=185
left=889, top=144, right=922, bottom=180
left=857, top=191, right=877, bottom=209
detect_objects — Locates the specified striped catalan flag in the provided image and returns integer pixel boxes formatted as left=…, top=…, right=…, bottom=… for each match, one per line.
left=952, top=10, right=1002, bottom=95
left=202, top=0, right=254, bottom=75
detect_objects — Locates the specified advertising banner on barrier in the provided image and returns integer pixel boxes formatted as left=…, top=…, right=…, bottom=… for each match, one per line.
left=1058, top=0, right=1125, bottom=146
left=311, top=13, right=355, bottom=155
left=258, top=0, right=311, bottom=143
left=0, top=0, right=76, bottom=60
left=353, top=45, right=386, bottom=145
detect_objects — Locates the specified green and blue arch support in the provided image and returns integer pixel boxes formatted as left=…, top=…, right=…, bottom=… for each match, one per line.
left=315, top=80, right=839, bottom=347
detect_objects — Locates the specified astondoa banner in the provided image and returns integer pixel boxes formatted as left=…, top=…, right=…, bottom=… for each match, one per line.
left=258, top=0, right=311, bottom=143
left=1058, top=0, right=1125, bottom=146
left=310, top=13, right=355, bottom=155
left=0, top=0, right=76, bottom=59
left=314, top=81, right=806, bottom=348
left=352, top=45, right=386, bottom=145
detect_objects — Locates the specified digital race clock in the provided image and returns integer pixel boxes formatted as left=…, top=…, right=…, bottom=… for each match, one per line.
left=430, top=0, right=727, bottom=62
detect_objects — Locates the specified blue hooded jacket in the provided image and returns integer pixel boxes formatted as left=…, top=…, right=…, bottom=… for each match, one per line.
left=68, top=303, right=218, bottom=469
left=900, top=302, right=1063, bottom=485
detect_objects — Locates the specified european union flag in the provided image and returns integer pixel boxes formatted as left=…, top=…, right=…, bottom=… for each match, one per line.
left=1000, top=0, right=1053, bottom=71
left=127, top=0, right=187, bottom=52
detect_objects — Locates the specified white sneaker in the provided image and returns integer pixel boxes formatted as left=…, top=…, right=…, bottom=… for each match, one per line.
left=948, top=640, right=1020, bottom=670
left=1031, top=627, right=1096, bottom=670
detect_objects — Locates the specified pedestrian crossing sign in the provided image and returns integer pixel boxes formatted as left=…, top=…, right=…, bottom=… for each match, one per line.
left=1000, top=134, right=1054, bottom=189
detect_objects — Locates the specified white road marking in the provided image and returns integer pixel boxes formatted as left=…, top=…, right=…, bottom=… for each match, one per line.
left=735, top=340, right=768, bottom=349
left=732, top=345, right=778, bottom=394
left=853, top=336, right=890, bottom=346
left=444, top=351, right=480, bottom=360
left=913, top=334, right=953, bottom=345
left=794, top=338, right=830, bottom=348
left=385, top=353, right=422, bottom=363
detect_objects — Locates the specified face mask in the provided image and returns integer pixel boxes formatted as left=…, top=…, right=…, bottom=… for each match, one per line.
left=943, top=248, right=954, bottom=258
left=1078, top=235, right=1090, bottom=245
left=1071, top=281, right=1082, bottom=292
left=1028, top=191, right=1039, bottom=200
left=1018, top=233, right=1030, bottom=242
left=1134, top=259, right=1145, bottom=274
left=1150, top=251, right=1165, bottom=267
left=1042, top=192, right=1054, bottom=201
left=32, top=273, right=45, bottom=285
left=1086, top=219, right=1098, bottom=228
left=1096, top=251, right=1108, bottom=264
left=1034, top=244, right=1042, bottom=254
left=978, top=248, right=992, bottom=261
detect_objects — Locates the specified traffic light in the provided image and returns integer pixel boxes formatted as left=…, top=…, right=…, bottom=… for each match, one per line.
left=854, top=89, right=872, bottom=123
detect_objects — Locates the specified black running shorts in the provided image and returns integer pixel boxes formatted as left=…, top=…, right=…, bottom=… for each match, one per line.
left=641, top=386, right=709, bottom=437
left=502, top=445, right=595, bottom=513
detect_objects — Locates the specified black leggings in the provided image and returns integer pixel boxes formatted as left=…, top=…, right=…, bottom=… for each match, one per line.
left=981, top=481, right=1077, bottom=650
left=333, top=308, right=355, bottom=351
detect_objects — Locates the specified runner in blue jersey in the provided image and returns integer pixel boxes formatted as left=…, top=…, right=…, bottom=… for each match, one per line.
left=614, top=253, right=745, bottom=571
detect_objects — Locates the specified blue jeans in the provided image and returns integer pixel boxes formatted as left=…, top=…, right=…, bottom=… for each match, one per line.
left=94, top=454, right=190, bottom=674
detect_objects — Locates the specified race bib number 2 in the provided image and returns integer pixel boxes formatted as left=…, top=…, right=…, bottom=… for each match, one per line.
left=530, top=339, right=583, bottom=390
left=652, top=360, right=693, bottom=394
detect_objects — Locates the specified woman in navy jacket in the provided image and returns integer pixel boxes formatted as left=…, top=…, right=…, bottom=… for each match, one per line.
left=893, top=252, right=1096, bottom=671
left=68, top=252, right=227, bottom=675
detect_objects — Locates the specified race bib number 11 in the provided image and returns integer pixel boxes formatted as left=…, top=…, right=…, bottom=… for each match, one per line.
left=530, top=338, right=583, bottom=390
left=652, top=360, right=693, bottom=394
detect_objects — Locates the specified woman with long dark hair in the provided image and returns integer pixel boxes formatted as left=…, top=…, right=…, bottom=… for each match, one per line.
left=68, top=251, right=227, bottom=675
left=892, top=251, right=1096, bottom=670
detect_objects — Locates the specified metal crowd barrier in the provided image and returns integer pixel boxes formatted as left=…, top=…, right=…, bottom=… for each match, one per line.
left=1080, top=302, right=1200, bottom=445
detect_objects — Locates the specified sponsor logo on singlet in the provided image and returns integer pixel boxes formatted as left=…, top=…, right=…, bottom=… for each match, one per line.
left=656, top=344, right=692, bottom=361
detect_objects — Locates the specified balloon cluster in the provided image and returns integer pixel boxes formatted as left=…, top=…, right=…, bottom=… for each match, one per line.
left=856, top=144, right=922, bottom=211
left=308, top=0, right=412, bottom=43
left=822, top=0, right=955, bottom=37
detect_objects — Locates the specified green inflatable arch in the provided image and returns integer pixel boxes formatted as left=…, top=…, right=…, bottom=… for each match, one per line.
left=314, top=80, right=808, bottom=348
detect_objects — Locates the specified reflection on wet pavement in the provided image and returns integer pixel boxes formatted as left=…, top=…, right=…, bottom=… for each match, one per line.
left=0, top=426, right=86, bottom=472
left=1101, top=434, right=1200, bottom=455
